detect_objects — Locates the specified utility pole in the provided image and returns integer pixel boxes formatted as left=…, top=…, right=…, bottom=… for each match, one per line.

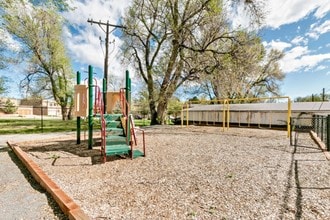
left=87, top=19, right=125, bottom=113
left=322, top=88, right=325, bottom=101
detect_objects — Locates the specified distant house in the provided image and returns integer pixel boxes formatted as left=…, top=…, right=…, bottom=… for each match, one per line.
left=0, top=97, right=61, bottom=117
left=20, top=98, right=61, bottom=116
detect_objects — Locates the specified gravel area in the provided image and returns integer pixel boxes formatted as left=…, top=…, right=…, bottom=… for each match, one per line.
left=17, top=126, right=330, bottom=219
left=0, top=137, right=67, bottom=219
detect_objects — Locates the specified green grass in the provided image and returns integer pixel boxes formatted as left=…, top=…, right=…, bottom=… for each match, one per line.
left=0, top=118, right=150, bottom=134
left=134, top=119, right=175, bottom=126
left=0, top=118, right=79, bottom=134
left=134, top=119, right=151, bottom=126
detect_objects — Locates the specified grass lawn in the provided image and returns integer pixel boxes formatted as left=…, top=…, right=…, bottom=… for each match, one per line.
left=0, top=118, right=151, bottom=134
left=134, top=119, right=151, bottom=126
left=0, top=118, right=79, bottom=134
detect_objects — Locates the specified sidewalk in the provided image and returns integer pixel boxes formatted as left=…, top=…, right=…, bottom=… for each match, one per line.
left=0, top=133, right=74, bottom=219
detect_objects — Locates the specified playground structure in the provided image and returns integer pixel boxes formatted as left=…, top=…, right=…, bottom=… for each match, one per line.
left=74, top=65, right=145, bottom=162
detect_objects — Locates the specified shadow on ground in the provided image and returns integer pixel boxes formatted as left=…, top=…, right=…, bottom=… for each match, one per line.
left=18, top=138, right=129, bottom=165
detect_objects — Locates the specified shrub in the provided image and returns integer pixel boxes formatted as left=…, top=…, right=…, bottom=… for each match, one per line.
left=3, top=99, right=17, bottom=114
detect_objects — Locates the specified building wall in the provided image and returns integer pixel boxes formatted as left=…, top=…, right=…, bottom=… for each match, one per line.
left=0, top=98, right=62, bottom=117
left=17, top=106, right=33, bottom=115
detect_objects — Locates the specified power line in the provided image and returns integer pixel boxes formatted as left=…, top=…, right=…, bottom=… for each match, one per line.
left=87, top=19, right=126, bottom=113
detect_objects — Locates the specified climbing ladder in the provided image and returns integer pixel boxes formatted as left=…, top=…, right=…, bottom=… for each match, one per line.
left=99, top=88, right=145, bottom=163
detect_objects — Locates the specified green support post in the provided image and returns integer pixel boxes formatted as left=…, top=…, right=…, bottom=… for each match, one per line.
left=125, top=70, right=131, bottom=144
left=88, top=65, right=93, bottom=149
left=76, top=71, right=81, bottom=144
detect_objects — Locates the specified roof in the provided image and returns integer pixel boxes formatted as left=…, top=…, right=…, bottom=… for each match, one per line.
left=187, top=102, right=330, bottom=113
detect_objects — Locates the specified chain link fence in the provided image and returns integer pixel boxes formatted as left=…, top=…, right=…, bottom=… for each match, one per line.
left=290, top=114, right=330, bottom=151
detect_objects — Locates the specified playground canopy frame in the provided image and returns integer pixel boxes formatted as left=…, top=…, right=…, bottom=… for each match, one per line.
left=181, top=96, right=292, bottom=137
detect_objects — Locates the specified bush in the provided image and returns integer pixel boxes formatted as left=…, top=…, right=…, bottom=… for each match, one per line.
left=3, top=99, right=17, bottom=114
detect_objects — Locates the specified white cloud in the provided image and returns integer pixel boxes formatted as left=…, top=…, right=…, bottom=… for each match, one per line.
left=281, top=46, right=330, bottom=73
left=263, top=40, right=292, bottom=51
left=291, top=36, right=308, bottom=45
left=284, top=46, right=309, bottom=59
left=62, top=0, right=132, bottom=77
left=314, top=2, right=330, bottom=18
left=63, top=0, right=129, bottom=27
left=306, top=20, right=330, bottom=39
left=0, top=28, right=21, bottom=52
left=224, top=0, right=253, bottom=29
left=264, top=1, right=330, bottom=29
left=315, top=65, right=327, bottom=71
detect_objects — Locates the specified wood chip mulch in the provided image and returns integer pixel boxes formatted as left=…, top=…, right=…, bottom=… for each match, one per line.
left=18, top=126, right=330, bottom=219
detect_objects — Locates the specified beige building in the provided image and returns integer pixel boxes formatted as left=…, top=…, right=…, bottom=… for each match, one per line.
left=0, top=97, right=61, bottom=117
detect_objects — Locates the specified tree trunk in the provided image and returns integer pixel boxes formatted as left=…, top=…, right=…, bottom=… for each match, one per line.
left=67, top=105, right=73, bottom=120
left=149, top=99, right=158, bottom=125
left=147, top=80, right=158, bottom=125
left=157, top=98, right=168, bottom=125
left=61, top=105, right=68, bottom=120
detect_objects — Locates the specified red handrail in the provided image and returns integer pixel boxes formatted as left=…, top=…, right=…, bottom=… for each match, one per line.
left=119, top=88, right=128, bottom=117
left=99, top=87, right=145, bottom=162
left=94, top=85, right=106, bottom=162
left=129, top=114, right=146, bottom=157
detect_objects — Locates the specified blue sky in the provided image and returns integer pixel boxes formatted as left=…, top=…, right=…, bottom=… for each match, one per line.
left=1, top=0, right=330, bottom=100
left=259, top=1, right=330, bottom=99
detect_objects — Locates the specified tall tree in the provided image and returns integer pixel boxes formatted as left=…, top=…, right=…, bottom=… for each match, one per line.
left=121, top=0, right=264, bottom=124
left=200, top=32, right=284, bottom=100
left=1, top=0, right=74, bottom=120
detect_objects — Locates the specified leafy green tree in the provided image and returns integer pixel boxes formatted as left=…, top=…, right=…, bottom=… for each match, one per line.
left=3, top=99, right=17, bottom=114
left=133, top=89, right=151, bottom=118
left=189, top=96, right=200, bottom=103
left=1, top=0, right=74, bottom=120
left=295, top=94, right=329, bottom=102
left=167, top=97, right=182, bottom=118
left=121, top=0, right=264, bottom=124
left=199, top=32, right=284, bottom=100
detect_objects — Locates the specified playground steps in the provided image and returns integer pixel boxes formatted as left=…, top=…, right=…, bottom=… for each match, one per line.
left=106, top=135, right=126, bottom=145
left=103, top=114, right=144, bottom=158
left=104, top=113, right=129, bottom=156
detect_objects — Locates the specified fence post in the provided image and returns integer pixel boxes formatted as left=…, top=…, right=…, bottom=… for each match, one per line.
left=290, top=117, right=293, bottom=146
left=316, top=115, right=319, bottom=136
left=326, top=115, right=330, bottom=151
left=321, top=116, right=324, bottom=141
left=41, top=106, right=44, bottom=133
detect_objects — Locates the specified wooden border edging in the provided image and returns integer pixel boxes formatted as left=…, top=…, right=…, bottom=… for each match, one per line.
left=309, top=131, right=330, bottom=161
left=7, top=141, right=90, bottom=220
